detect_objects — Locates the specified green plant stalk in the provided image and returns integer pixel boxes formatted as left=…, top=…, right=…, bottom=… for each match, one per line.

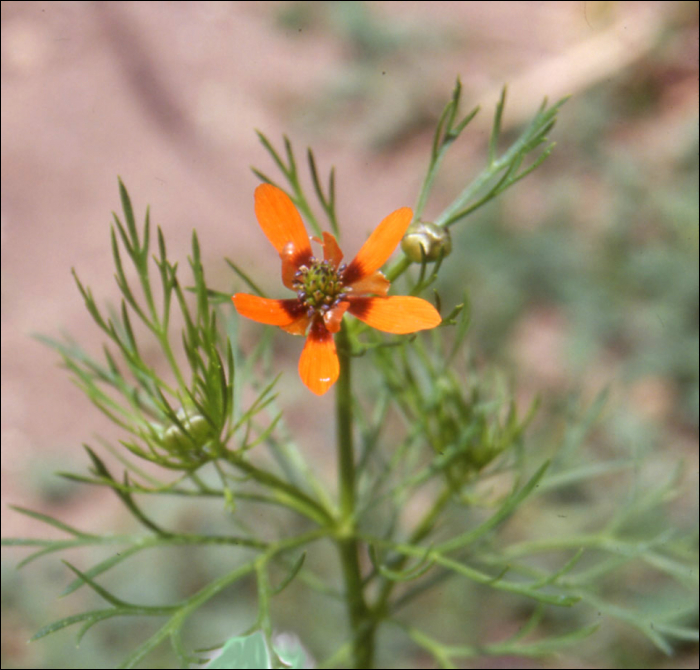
left=335, top=323, right=375, bottom=668
left=383, top=132, right=514, bottom=285
left=224, top=453, right=332, bottom=527
left=373, top=487, right=452, bottom=616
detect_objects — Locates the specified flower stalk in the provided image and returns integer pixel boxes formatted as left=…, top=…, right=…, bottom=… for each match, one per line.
left=334, top=322, right=375, bottom=668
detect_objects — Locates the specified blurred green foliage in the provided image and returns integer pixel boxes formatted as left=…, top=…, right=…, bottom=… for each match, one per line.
left=447, top=82, right=698, bottom=428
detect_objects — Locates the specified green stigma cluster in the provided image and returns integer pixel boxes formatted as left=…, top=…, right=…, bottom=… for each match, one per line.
left=293, top=259, right=347, bottom=315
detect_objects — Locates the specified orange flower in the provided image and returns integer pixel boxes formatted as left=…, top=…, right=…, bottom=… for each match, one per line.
left=233, top=184, right=442, bottom=395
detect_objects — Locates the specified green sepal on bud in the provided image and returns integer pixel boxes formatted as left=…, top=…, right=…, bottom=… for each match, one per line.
left=401, top=221, right=452, bottom=262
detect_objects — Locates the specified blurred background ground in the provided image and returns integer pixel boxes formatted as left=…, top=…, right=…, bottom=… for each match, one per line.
left=1, top=1, right=698, bottom=668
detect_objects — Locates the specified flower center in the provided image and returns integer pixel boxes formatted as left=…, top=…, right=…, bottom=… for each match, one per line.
left=293, top=259, right=347, bottom=315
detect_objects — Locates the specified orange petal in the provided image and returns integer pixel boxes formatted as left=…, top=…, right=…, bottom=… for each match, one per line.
left=345, top=270, right=390, bottom=297
left=343, top=207, right=412, bottom=284
left=281, top=243, right=301, bottom=289
left=281, top=313, right=312, bottom=335
left=348, top=296, right=442, bottom=334
left=323, top=300, right=350, bottom=334
left=254, top=184, right=313, bottom=258
left=321, top=232, right=344, bottom=268
left=232, top=294, right=305, bottom=326
left=298, top=321, right=339, bottom=395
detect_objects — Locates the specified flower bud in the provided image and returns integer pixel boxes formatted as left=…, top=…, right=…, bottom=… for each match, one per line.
left=162, top=407, right=214, bottom=452
left=401, top=221, right=452, bottom=262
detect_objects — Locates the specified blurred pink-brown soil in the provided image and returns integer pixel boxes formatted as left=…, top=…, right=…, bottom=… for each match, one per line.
left=1, top=2, right=698, bottom=666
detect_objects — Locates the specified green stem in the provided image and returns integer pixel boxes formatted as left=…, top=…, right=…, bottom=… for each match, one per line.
left=336, top=325, right=355, bottom=517
left=224, top=453, right=333, bottom=527
left=372, top=487, right=451, bottom=615
left=335, top=324, right=375, bottom=668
